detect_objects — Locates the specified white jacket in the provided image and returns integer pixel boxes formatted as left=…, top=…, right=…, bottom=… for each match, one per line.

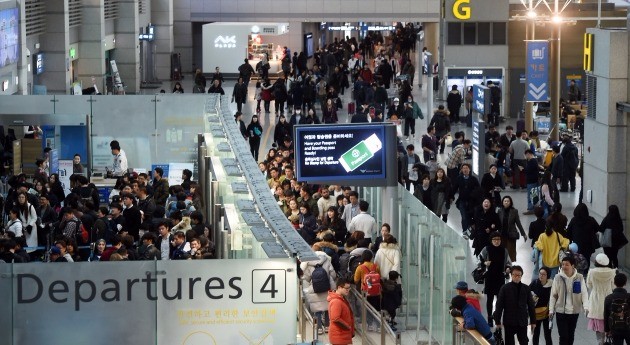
left=549, top=268, right=589, bottom=315
left=374, top=242, right=401, bottom=279
left=586, top=266, right=615, bottom=319
left=301, top=251, right=337, bottom=313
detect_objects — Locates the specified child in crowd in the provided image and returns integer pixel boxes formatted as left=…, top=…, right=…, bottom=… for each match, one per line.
left=382, top=271, right=403, bottom=331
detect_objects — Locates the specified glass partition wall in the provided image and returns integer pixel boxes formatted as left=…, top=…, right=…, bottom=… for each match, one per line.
left=358, top=184, right=469, bottom=345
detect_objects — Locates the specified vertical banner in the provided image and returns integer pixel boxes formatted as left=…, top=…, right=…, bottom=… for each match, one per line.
left=472, top=84, right=490, bottom=115
left=58, top=160, right=74, bottom=196
left=526, top=41, right=549, bottom=102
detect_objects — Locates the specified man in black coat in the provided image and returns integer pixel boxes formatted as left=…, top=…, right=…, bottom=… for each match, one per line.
left=493, top=265, right=536, bottom=345
left=604, top=273, right=630, bottom=344
left=560, top=135, right=579, bottom=192
left=452, top=163, right=480, bottom=233
left=121, top=193, right=142, bottom=242
left=232, top=77, right=248, bottom=112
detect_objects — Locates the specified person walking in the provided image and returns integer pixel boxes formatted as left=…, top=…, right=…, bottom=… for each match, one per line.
left=497, top=195, right=527, bottom=262
left=231, top=77, right=248, bottom=112
left=535, top=226, right=570, bottom=278
left=327, top=278, right=355, bottom=345
left=566, top=203, right=601, bottom=272
left=549, top=256, right=589, bottom=345
left=604, top=273, right=630, bottom=345
left=599, top=204, right=628, bottom=269
left=479, top=231, right=512, bottom=327
left=493, top=265, right=536, bottom=345
left=471, top=198, right=500, bottom=256
left=587, top=254, right=616, bottom=345
left=302, top=243, right=337, bottom=335
left=246, top=115, right=263, bottom=161
left=530, top=266, right=553, bottom=345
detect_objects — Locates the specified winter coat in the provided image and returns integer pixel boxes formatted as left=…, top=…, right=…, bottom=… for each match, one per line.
left=493, top=281, right=536, bottom=327
left=301, top=251, right=337, bottom=312
left=566, top=216, right=600, bottom=260
left=479, top=244, right=512, bottom=295
left=374, top=242, right=401, bottom=279
left=599, top=215, right=628, bottom=251
left=586, top=266, right=615, bottom=319
left=381, top=279, right=403, bottom=312
left=429, top=111, right=451, bottom=137
left=314, top=238, right=341, bottom=272
left=153, top=178, right=170, bottom=207
left=327, top=291, right=355, bottom=344
left=471, top=207, right=500, bottom=254
left=549, top=268, right=589, bottom=315
left=466, top=290, right=483, bottom=311
left=497, top=207, right=526, bottom=240
left=446, top=90, right=463, bottom=111
left=530, top=278, right=553, bottom=319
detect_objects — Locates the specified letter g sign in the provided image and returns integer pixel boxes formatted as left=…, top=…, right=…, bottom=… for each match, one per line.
left=453, top=0, right=471, bottom=20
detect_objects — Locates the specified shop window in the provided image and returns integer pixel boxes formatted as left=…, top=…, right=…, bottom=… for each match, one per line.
left=492, top=23, right=507, bottom=45
left=463, top=23, right=476, bottom=45
left=448, top=23, right=462, bottom=45
left=477, top=23, right=490, bottom=45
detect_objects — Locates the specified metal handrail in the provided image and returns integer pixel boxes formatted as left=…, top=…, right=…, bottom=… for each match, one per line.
left=350, top=287, right=402, bottom=345
left=452, top=317, right=491, bottom=345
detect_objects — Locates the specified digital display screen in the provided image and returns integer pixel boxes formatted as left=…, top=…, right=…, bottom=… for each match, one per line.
left=304, top=33, right=313, bottom=58
left=34, top=53, right=44, bottom=75
left=294, top=124, right=387, bottom=183
left=0, top=8, right=19, bottom=68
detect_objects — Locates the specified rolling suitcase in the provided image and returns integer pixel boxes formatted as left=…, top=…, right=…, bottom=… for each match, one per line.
left=348, top=101, right=355, bottom=115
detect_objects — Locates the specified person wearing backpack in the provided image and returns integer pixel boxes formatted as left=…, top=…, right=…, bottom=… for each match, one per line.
left=354, top=249, right=381, bottom=332
left=301, top=243, right=337, bottom=335
left=587, top=254, right=616, bottom=345
left=604, top=272, right=630, bottom=344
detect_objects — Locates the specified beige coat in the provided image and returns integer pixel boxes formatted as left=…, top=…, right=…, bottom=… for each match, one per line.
left=586, top=266, right=615, bottom=319
left=301, top=251, right=337, bottom=312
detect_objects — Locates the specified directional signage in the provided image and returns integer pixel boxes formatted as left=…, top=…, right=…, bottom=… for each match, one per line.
left=526, top=40, right=549, bottom=102
left=472, top=84, right=490, bottom=115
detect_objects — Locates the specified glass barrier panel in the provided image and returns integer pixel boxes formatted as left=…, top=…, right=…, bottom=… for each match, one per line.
left=0, top=264, right=12, bottom=345
left=0, top=95, right=55, bottom=114
left=90, top=96, right=156, bottom=172
left=53, top=95, right=92, bottom=115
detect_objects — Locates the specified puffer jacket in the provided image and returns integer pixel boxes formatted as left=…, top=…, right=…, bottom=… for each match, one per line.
left=301, top=251, right=337, bottom=312
left=327, top=290, right=355, bottom=344
left=374, top=242, right=401, bottom=279
left=586, top=266, right=615, bottom=319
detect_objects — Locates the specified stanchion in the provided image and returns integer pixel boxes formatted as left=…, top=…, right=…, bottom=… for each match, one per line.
left=361, top=291, right=367, bottom=343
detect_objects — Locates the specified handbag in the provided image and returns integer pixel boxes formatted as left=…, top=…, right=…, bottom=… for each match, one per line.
left=493, top=328, right=505, bottom=345
left=601, top=228, right=613, bottom=248
left=535, top=306, right=549, bottom=321
left=604, top=334, right=613, bottom=345
left=556, top=232, right=567, bottom=263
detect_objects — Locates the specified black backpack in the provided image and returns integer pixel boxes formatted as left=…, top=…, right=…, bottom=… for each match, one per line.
left=311, top=264, right=331, bottom=293
left=609, top=296, right=630, bottom=332
left=338, top=253, right=361, bottom=281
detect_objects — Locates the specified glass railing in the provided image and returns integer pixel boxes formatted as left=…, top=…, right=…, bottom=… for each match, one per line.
left=357, top=184, right=469, bottom=345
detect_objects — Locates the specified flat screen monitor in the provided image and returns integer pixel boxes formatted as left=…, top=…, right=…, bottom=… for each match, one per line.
left=0, top=8, right=19, bottom=68
left=293, top=123, right=397, bottom=186
left=304, top=33, right=313, bottom=58
left=34, top=53, right=44, bottom=75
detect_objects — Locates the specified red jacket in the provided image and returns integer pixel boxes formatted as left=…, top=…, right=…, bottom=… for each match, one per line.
left=327, top=291, right=355, bottom=344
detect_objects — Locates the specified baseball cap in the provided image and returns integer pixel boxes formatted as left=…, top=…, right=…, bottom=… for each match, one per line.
left=50, top=247, right=61, bottom=255
left=453, top=281, right=468, bottom=290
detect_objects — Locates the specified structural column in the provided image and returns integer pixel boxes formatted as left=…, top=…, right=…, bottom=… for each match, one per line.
left=549, top=24, right=561, bottom=141
left=115, top=0, right=140, bottom=93
left=39, top=0, right=70, bottom=94
left=152, top=0, right=173, bottom=81
left=524, top=20, right=534, bottom=132
left=78, top=0, right=106, bottom=91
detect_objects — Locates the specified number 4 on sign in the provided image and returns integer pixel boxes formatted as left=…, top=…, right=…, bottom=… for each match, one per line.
left=252, top=269, right=286, bottom=303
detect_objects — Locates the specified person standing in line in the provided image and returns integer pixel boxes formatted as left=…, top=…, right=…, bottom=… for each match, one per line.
left=604, top=273, right=630, bottom=345
left=493, top=265, right=536, bottom=345
left=348, top=200, right=377, bottom=243
left=530, top=266, right=553, bottom=345
left=549, top=256, right=589, bottom=345
left=327, top=278, right=355, bottom=345
left=302, top=243, right=337, bottom=335
left=598, top=204, right=628, bottom=269
left=246, top=115, right=263, bottom=161
left=479, top=231, right=512, bottom=327
left=586, top=254, right=616, bottom=345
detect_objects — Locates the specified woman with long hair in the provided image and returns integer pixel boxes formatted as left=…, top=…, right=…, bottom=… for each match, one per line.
left=189, top=181, right=204, bottom=212
left=471, top=197, right=500, bottom=256
left=497, top=195, right=526, bottom=262
left=430, top=167, right=451, bottom=222
left=598, top=204, right=628, bottom=268
left=247, top=115, right=263, bottom=161
left=320, top=206, right=347, bottom=246
left=48, top=173, right=65, bottom=206
left=529, top=266, right=553, bottom=345
left=285, top=199, right=300, bottom=230
left=479, top=231, right=512, bottom=327
left=480, top=164, right=503, bottom=208
left=539, top=171, right=557, bottom=217
left=17, top=191, right=38, bottom=252
left=566, top=203, right=600, bottom=271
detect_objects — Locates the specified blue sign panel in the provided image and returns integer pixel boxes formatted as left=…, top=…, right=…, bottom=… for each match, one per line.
left=526, top=41, right=549, bottom=102
left=472, top=84, right=490, bottom=115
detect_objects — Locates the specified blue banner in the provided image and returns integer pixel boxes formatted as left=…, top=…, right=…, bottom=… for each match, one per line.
left=472, top=84, right=490, bottom=115
left=526, top=41, right=549, bottom=102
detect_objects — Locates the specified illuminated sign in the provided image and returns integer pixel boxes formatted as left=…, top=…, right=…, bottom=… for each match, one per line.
left=453, top=0, right=471, bottom=20
left=328, top=25, right=358, bottom=31
left=69, top=48, right=76, bottom=59
left=214, top=35, right=236, bottom=48
left=467, top=69, right=483, bottom=75
left=583, top=33, right=594, bottom=72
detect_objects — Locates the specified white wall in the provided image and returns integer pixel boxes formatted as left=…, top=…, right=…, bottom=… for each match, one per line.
left=202, top=23, right=252, bottom=74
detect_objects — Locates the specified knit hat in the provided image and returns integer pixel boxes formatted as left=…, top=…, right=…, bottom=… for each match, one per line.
left=596, top=253, right=610, bottom=266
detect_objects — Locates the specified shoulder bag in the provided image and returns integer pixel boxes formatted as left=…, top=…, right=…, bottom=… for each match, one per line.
left=600, top=228, right=613, bottom=248
left=556, top=231, right=568, bottom=263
